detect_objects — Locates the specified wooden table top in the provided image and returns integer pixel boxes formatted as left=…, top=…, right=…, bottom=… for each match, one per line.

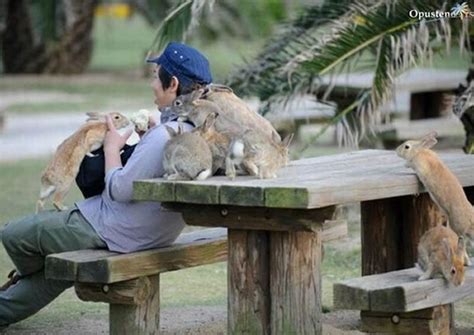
left=133, top=150, right=474, bottom=209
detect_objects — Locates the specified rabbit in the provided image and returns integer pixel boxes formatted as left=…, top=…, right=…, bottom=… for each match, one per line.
left=171, top=87, right=280, bottom=142
left=396, top=131, right=474, bottom=245
left=163, top=123, right=213, bottom=181
left=192, top=112, right=232, bottom=175
left=130, top=109, right=152, bottom=132
left=226, top=130, right=293, bottom=180
left=416, top=225, right=467, bottom=286
left=36, top=112, right=130, bottom=213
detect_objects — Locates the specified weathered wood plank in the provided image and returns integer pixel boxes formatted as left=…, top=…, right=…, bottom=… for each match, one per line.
left=228, top=229, right=270, bottom=334
left=360, top=305, right=451, bottom=334
left=334, top=258, right=474, bottom=313
left=45, top=228, right=227, bottom=283
left=270, top=230, right=322, bottom=334
left=109, top=275, right=160, bottom=335
left=134, top=179, right=175, bottom=202
left=75, top=276, right=153, bottom=305
left=173, top=204, right=335, bottom=232
left=133, top=150, right=474, bottom=209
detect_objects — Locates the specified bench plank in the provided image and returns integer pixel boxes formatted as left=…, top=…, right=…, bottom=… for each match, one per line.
left=45, top=228, right=227, bottom=283
left=334, top=258, right=474, bottom=313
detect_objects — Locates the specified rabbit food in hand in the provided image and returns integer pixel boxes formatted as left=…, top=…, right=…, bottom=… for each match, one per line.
left=396, top=131, right=474, bottom=240
left=36, top=112, right=130, bottom=213
left=417, top=225, right=467, bottom=286
left=163, top=124, right=213, bottom=181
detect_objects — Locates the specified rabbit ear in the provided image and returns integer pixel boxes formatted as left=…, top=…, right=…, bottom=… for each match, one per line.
left=282, top=133, right=294, bottom=147
left=457, top=236, right=466, bottom=255
left=201, top=112, right=218, bottom=132
left=419, top=131, right=438, bottom=149
left=442, top=238, right=453, bottom=262
left=86, top=112, right=103, bottom=121
left=165, top=125, right=177, bottom=138
left=190, top=89, right=205, bottom=101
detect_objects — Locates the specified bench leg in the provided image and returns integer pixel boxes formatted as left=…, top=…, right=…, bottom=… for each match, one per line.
left=109, top=274, right=160, bottom=335
left=228, top=228, right=322, bottom=334
left=361, top=194, right=454, bottom=334
left=361, top=305, right=452, bottom=335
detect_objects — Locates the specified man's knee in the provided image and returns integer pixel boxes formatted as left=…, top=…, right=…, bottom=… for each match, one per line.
left=1, top=221, right=19, bottom=252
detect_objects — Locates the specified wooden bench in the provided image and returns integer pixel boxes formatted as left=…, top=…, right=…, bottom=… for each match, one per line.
left=334, top=260, right=474, bottom=333
left=375, top=117, right=465, bottom=149
left=45, top=220, right=347, bottom=334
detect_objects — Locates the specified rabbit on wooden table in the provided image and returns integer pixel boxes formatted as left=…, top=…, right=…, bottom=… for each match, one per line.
left=163, top=123, right=213, bottom=181
left=37, top=112, right=130, bottom=213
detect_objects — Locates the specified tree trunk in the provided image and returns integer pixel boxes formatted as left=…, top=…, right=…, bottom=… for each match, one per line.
left=2, top=0, right=96, bottom=74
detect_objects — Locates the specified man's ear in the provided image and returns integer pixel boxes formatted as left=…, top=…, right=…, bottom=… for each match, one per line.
left=170, top=76, right=180, bottom=93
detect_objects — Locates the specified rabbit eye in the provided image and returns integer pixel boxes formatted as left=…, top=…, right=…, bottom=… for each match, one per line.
left=404, top=145, right=410, bottom=149
left=114, top=115, right=120, bottom=119
left=451, top=268, right=456, bottom=275
left=174, top=100, right=182, bottom=107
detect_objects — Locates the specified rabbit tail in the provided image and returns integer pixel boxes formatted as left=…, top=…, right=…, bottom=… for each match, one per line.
left=229, top=139, right=245, bottom=162
left=196, top=168, right=212, bottom=180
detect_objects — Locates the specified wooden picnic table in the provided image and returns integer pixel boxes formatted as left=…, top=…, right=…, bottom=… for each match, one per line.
left=133, top=149, right=474, bottom=334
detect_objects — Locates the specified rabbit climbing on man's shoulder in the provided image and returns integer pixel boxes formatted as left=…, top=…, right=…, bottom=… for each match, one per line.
left=37, top=112, right=130, bottom=213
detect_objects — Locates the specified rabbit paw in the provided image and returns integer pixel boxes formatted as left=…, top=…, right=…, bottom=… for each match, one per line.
left=418, top=273, right=431, bottom=281
left=166, top=173, right=187, bottom=181
left=53, top=202, right=68, bottom=211
left=86, top=152, right=97, bottom=158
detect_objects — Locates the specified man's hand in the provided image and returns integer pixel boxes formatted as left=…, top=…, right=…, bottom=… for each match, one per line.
left=104, top=114, right=134, bottom=154
left=104, top=114, right=133, bottom=173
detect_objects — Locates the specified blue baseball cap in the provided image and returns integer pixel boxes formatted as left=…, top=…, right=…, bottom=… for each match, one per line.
left=147, top=42, right=212, bottom=87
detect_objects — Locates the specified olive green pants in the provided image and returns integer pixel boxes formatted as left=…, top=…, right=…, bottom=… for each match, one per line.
left=0, top=207, right=106, bottom=326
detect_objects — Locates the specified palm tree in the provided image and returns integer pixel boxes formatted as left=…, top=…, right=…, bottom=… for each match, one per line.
left=150, top=0, right=472, bottom=149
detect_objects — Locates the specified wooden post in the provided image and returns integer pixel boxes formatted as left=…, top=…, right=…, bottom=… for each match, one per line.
left=270, top=230, right=322, bottom=334
left=228, top=230, right=270, bottom=334
left=361, top=194, right=453, bottom=334
left=109, top=274, right=160, bottom=335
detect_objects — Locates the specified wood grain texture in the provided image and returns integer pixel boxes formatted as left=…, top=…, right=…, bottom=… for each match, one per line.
left=109, top=275, right=160, bottom=335
left=75, top=276, right=153, bottom=305
left=334, top=259, right=474, bottom=313
left=133, top=150, right=474, bottom=209
left=270, top=230, right=322, bottom=334
left=228, top=230, right=270, bottom=334
left=45, top=228, right=227, bottom=283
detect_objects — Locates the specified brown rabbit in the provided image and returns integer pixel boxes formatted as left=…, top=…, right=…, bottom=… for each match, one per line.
left=36, top=112, right=130, bottom=213
left=163, top=124, right=213, bottom=180
left=417, top=225, right=467, bottom=286
left=226, top=130, right=293, bottom=180
left=192, top=112, right=232, bottom=174
left=396, top=131, right=474, bottom=242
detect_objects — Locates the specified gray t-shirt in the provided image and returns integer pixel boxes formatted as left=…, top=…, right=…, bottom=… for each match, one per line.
left=76, top=121, right=193, bottom=253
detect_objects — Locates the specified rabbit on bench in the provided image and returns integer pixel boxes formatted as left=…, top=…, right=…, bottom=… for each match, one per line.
left=37, top=112, right=130, bottom=213
left=396, top=131, right=474, bottom=246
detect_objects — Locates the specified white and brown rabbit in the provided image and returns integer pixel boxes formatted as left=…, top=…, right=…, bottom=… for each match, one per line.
left=226, top=130, right=293, bottom=180
left=396, top=131, right=474, bottom=242
left=36, top=112, right=130, bottom=213
left=163, top=124, right=213, bottom=180
left=417, top=225, right=467, bottom=286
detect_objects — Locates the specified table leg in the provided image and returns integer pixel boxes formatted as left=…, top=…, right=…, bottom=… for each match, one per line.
left=360, top=194, right=453, bottom=334
left=228, top=228, right=322, bottom=335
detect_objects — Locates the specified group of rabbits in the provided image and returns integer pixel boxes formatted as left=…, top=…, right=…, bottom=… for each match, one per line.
left=396, top=131, right=474, bottom=286
left=162, top=87, right=293, bottom=181
left=36, top=85, right=291, bottom=212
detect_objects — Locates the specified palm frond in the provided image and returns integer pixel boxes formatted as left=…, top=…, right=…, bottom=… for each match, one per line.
left=228, top=0, right=469, bottom=146
left=147, top=0, right=213, bottom=54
